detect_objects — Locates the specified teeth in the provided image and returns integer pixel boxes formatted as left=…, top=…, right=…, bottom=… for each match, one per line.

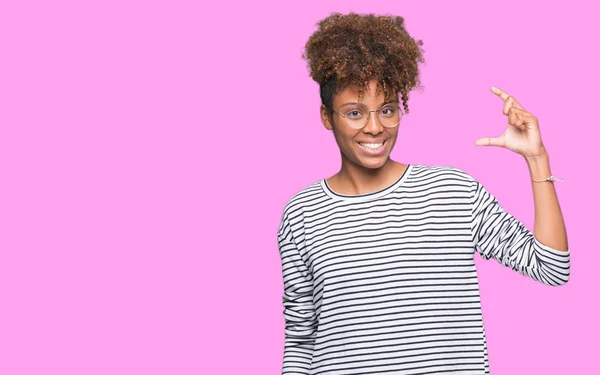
left=359, top=142, right=383, bottom=149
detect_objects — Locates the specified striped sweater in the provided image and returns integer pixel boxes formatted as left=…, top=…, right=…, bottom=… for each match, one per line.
left=276, top=164, right=570, bottom=375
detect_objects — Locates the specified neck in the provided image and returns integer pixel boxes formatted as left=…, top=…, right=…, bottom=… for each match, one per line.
left=334, top=156, right=405, bottom=195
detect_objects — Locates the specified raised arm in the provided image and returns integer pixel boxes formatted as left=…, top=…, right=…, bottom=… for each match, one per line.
left=472, top=85, right=570, bottom=286
left=525, top=150, right=569, bottom=252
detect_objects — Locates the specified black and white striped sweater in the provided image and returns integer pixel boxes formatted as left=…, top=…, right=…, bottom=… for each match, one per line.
left=276, top=164, right=570, bottom=375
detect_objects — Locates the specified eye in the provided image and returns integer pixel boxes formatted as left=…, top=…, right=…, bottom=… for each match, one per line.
left=380, top=105, right=399, bottom=117
left=345, top=109, right=364, bottom=119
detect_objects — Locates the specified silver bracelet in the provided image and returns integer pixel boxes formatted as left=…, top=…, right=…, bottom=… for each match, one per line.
left=531, top=175, right=565, bottom=183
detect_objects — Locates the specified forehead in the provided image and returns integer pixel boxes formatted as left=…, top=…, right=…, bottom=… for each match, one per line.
left=334, top=83, right=396, bottom=105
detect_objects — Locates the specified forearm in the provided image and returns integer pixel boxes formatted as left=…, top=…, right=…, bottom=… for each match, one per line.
left=524, top=149, right=569, bottom=252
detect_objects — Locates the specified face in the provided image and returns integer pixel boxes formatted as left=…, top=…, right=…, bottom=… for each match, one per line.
left=320, top=79, right=401, bottom=170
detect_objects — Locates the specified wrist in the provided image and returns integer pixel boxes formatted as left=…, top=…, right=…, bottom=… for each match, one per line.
left=523, top=146, right=549, bottom=161
left=525, top=150, right=551, bottom=181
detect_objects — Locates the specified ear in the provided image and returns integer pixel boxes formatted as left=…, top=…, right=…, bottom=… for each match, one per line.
left=320, top=104, right=333, bottom=131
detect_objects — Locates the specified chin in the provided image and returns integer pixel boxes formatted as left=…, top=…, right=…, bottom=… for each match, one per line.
left=357, top=156, right=388, bottom=169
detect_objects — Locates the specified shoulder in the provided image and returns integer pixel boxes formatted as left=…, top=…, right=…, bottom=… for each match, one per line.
left=411, top=163, right=477, bottom=184
left=277, top=179, right=323, bottom=228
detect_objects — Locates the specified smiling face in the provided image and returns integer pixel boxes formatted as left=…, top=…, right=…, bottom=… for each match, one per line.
left=320, top=79, right=402, bottom=170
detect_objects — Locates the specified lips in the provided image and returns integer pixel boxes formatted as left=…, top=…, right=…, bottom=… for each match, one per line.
left=358, top=139, right=387, bottom=145
left=357, top=139, right=387, bottom=155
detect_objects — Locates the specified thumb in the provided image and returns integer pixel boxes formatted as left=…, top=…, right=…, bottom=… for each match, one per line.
left=474, top=137, right=504, bottom=147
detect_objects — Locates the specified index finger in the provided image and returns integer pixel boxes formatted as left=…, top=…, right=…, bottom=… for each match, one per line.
left=491, top=86, right=524, bottom=110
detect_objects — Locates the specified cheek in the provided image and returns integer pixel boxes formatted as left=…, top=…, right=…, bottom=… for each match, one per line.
left=387, top=134, right=399, bottom=147
left=337, top=131, right=358, bottom=146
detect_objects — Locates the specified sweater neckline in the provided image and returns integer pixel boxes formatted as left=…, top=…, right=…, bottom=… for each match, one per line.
left=321, top=164, right=413, bottom=202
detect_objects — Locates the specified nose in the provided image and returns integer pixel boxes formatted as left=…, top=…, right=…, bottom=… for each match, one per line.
left=363, top=110, right=383, bottom=132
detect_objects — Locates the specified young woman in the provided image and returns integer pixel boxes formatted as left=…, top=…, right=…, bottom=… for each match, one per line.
left=276, top=12, right=570, bottom=375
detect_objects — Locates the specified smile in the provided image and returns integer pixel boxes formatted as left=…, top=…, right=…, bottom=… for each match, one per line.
left=357, top=140, right=387, bottom=155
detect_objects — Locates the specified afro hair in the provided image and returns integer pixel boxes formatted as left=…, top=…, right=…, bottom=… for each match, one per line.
left=302, top=12, right=426, bottom=117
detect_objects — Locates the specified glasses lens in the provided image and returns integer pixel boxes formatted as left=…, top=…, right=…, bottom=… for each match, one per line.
left=343, top=104, right=402, bottom=128
left=379, top=103, right=402, bottom=128
left=343, top=106, right=367, bottom=129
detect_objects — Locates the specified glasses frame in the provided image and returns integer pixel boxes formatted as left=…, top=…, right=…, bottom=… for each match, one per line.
left=330, top=103, right=403, bottom=129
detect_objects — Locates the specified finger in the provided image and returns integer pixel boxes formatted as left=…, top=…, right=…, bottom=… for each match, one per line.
left=508, top=106, right=531, bottom=121
left=510, top=107, right=537, bottom=129
left=475, top=136, right=505, bottom=147
left=508, top=109, right=517, bottom=124
left=508, top=106, right=531, bottom=116
left=502, top=95, right=526, bottom=115
left=490, top=86, right=510, bottom=101
left=500, top=96, right=528, bottom=116
left=491, top=86, right=526, bottom=112
left=509, top=107, right=537, bottom=129
left=509, top=108, right=527, bottom=128
left=515, top=114, right=524, bottom=127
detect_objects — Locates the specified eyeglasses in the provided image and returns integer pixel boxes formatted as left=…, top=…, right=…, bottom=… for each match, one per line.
left=331, top=103, right=403, bottom=129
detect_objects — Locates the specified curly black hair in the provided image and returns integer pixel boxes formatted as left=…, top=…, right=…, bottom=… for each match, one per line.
left=302, top=12, right=426, bottom=118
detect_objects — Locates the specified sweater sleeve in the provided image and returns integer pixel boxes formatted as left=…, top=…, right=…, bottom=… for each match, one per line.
left=277, top=214, right=317, bottom=374
left=470, top=178, right=570, bottom=286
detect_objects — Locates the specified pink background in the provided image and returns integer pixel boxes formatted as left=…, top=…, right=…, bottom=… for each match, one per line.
left=0, top=1, right=597, bottom=374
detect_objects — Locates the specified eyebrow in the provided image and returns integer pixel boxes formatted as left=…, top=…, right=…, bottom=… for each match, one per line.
left=340, top=100, right=399, bottom=108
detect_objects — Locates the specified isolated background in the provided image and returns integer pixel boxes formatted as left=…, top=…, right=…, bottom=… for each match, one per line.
left=1, top=1, right=597, bottom=374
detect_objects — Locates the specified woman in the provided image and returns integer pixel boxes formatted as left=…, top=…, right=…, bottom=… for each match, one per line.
left=277, top=12, right=570, bottom=375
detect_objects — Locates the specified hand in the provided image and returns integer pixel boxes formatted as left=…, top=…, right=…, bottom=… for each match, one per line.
left=475, top=86, right=547, bottom=158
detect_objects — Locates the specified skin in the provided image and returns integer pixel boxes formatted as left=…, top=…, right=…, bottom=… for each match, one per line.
left=475, top=85, right=568, bottom=252
left=320, top=79, right=409, bottom=195
left=319, top=79, right=567, bottom=252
